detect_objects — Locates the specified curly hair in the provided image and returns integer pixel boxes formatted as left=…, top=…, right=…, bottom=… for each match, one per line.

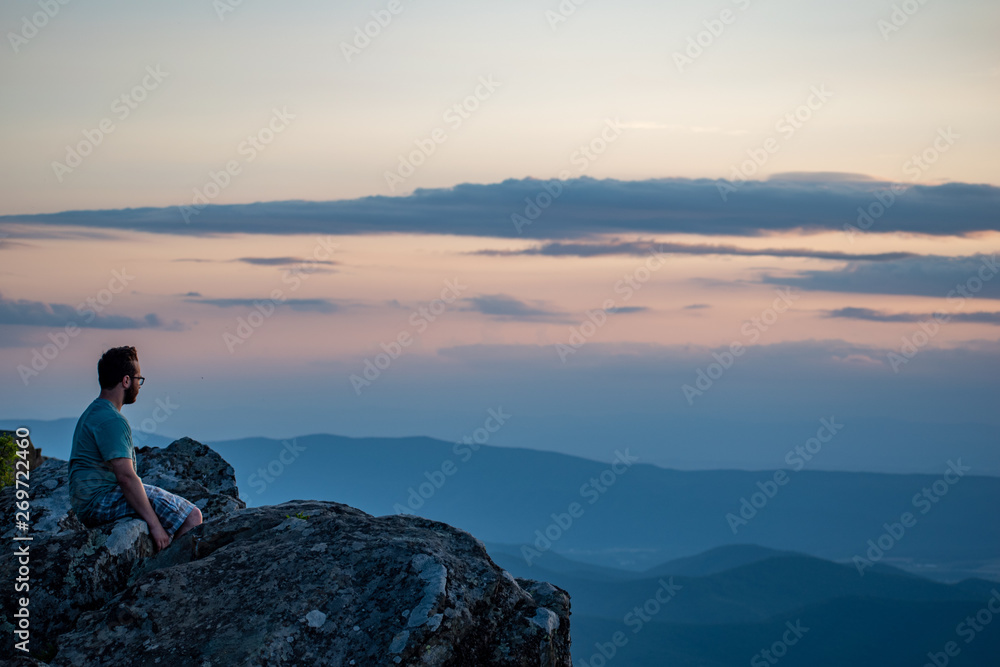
left=97, top=346, right=138, bottom=390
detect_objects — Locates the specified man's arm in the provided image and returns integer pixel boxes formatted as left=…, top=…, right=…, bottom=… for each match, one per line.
left=108, top=458, right=170, bottom=551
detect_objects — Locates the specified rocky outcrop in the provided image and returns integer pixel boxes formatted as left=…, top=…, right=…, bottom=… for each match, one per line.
left=2, top=438, right=572, bottom=666
left=2, top=437, right=245, bottom=661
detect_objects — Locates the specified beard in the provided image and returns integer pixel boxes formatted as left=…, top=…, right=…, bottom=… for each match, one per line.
left=123, top=382, right=139, bottom=405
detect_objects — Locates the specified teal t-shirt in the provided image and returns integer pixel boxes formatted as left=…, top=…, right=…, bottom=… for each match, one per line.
left=68, top=398, right=136, bottom=518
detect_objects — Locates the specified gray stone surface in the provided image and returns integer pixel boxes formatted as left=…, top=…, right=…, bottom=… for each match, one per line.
left=2, top=438, right=572, bottom=666
left=2, top=437, right=244, bottom=659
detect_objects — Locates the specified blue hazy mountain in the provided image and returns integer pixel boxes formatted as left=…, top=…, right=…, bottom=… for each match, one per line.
left=9, top=422, right=998, bottom=665
left=493, top=551, right=998, bottom=624
left=196, top=433, right=998, bottom=577
left=7, top=424, right=997, bottom=578
left=483, top=543, right=797, bottom=582
left=491, top=547, right=1000, bottom=666
left=640, top=543, right=792, bottom=578
left=571, top=595, right=1000, bottom=667
left=7, top=414, right=999, bottom=476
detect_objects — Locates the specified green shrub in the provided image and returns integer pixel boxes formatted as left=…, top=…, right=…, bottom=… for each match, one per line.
left=0, top=432, right=16, bottom=487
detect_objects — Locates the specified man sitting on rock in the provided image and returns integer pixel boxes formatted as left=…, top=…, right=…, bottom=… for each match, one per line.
left=68, top=346, right=202, bottom=551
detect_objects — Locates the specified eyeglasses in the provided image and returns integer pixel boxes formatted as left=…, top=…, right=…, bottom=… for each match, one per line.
left=131, top=375, right=145, bottom=386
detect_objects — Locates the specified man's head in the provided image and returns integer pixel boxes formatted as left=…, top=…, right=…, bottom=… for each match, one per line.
left=98, top=346, right=142, bottom=405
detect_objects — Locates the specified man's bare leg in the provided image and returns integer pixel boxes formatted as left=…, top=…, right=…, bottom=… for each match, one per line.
left=175, top=507, right=203, bottom=538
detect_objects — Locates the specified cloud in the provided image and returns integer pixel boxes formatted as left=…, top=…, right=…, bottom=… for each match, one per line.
left=457, top=294, right=575, bottom=323
left=761, top=254, right=1000, bottom=298
left=0, top=237, right=31, bottom=251
left=0, top=225, right=121, bottom=242
left=472, top=239, right=916, bottom=262
left=684, top=303, right=711, bottom=310
left=0, top=293, right=179, bottom=329
left=175, top=257, right=336, bottom=272
left=768, top=172, right=876, bottom=183
left=187, top=297, right=341, bottom=314
left=4, top=176, right=998, bottom=239
left=429, top=338, right=1000, bottom=412
left=455, top=294, right=645, bottom=323
left=827, top=307, right=1000, bottom=325
left=235, top=257, right=338, bottom=268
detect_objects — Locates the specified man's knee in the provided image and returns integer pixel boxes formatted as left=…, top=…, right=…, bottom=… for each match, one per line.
left=186, top=506, right=203, bottom=526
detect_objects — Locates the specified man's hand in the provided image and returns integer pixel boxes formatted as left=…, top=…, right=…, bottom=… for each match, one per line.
left=149, top=524, right=171, bottom=551
left=108, top=457, right=171, bottom=551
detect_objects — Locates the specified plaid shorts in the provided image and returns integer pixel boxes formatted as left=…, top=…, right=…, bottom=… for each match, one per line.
left=81, top=483, right=197, bottom=536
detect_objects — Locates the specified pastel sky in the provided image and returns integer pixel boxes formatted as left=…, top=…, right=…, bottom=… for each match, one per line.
left=1, top=0, right=998, bottom=474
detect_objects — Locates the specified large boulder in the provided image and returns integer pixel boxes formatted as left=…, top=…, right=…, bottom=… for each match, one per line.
left=2, top=438, right=246, bottom=661
left=135, top=436, right=245, bottom=520
left=2, top=438, right=572, bottom=666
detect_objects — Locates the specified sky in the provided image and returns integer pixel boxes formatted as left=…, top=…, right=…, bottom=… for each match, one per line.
left=1, top=0, right=998, bottom=474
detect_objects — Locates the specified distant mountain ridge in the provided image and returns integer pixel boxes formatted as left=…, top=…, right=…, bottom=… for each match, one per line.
left=198, top=433, right=999, bottom=576
left=488, top=542, right=1000, bottom=666
left=4, top=414, right=998, bottom=475
left=4, top=421, right=997, bottom=578
left=490, top=548, right=999, bottom=624
left=6, top=422, right=998, bottom=666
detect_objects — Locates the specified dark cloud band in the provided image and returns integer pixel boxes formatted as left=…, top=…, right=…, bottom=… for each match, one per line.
left=3, top=176, right=997, bottom=239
